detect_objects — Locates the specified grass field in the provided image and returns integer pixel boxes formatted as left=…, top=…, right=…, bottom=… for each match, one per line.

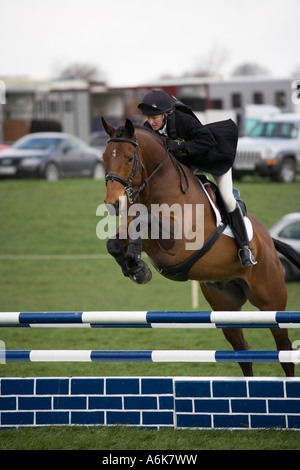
left=0, top=175, right=299, bottom=450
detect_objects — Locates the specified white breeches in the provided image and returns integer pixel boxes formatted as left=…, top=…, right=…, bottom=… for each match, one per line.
left=213, top=168, right=237, bottom=213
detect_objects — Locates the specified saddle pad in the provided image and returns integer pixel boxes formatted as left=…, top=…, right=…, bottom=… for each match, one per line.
left=199, top=179, right=253, bottom=241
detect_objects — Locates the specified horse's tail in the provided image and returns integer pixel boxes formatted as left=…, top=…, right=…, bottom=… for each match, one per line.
left=272, top=238, right=300, bottom=269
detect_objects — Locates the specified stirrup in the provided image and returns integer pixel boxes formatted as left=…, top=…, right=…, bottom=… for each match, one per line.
left=238, top=246, right=257, bottom=267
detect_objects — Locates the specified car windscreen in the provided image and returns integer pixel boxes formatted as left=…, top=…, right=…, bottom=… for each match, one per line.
left=279, top=221, right=300, bottom=239
left=248, top=121, right=298, bottom=139
left=90, top=134, right=108, bottom=146
left=12, top=137, right=61, bottom=150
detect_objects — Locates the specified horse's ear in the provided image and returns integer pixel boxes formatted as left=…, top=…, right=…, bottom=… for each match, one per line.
left=101, top=117, right=116, bottom=137
left=125, top=118, right=135, bottom=138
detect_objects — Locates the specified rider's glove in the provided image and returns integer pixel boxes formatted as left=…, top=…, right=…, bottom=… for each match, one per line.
left=166, top=138, right=185, bottom=153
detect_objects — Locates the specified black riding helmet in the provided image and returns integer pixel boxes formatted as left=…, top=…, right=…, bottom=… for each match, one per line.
left=138, top=90, right=173, bottom=116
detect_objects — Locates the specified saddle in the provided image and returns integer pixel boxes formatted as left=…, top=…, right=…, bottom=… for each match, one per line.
left=195, top=174, right=247, bottom=222
left=150, top=174, right=249, bottom=282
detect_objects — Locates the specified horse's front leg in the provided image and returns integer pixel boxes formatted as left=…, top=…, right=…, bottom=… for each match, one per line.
left=106, top=232, right=130, bottom=278
left=125, top=236, right=152, bottom=284
left=107, top=231, right=152, bottom=285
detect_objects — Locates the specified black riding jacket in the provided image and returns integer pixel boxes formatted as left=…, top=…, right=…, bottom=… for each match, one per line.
left=144, top=110, right=238, bottom=176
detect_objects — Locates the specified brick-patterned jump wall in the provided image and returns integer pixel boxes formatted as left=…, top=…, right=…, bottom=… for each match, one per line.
left=1, top=377, right=299, bottom=429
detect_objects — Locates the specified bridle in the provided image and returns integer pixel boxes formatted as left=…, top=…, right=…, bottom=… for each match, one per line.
left=105, top=136, right=171, bottom=204
left=105, top=134, right=190, bottom=204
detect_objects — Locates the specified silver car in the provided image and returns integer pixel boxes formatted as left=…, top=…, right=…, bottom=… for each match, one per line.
left=234, top=114, right=300, bottom=183
left=269, top=213, right=300, bottom=281
left=88, top=131, right=108, bottom=154
left=0, top=132, right=106, bottom=181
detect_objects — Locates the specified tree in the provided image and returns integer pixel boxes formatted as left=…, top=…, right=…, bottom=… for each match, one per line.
left=59, top=62, right=106, bottom=82
left=231, top=62, right=270, bottom=76
left=183, top=44, right=230, bottom=78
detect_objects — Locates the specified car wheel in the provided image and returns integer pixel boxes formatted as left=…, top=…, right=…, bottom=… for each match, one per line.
left=93, top=162, right=106, bottom=180
left=45, top=163, right=60, bottom=181
left=273, top=158, right=296, bottom=183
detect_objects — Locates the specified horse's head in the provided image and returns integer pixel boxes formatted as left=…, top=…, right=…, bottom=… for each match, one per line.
left=102, top=117, right=144, bottom=213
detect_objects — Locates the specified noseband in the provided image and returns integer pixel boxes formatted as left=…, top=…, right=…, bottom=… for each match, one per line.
left=105, top=136, right=171, bottom=204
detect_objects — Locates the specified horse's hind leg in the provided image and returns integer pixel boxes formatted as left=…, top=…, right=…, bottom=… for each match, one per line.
left=270, top=328, right=294, bottom=377
left=200, top=281, right=253, bottom=376
left=248, top=266, right=294, bottom=377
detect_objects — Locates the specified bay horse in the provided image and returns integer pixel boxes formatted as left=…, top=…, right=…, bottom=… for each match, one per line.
left=101, top=117, right=300, bottom=377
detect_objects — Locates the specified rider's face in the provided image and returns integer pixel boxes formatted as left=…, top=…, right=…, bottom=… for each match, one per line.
left=147, top=114, right=165, bottom=131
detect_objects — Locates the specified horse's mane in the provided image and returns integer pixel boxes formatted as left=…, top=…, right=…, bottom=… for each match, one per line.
left=116, top=123, right=165, bottom=148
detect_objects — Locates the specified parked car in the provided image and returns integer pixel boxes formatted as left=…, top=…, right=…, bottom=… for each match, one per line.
left=88, top=131, right=108, bottom=154
left=0, top=144, right=10, bottom=151
left=233, top=114, right=300, bottom=183
left=269, top=213, right=300, bottom=281
left=243, top=104, right=281, bottom=135
left=0, top=132, right=105, bottom=181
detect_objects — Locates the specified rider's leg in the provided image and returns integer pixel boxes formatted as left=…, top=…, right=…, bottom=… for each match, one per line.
left=214, top=169, right=257, bottom=267
left=213, top=168, right=236, bottom=212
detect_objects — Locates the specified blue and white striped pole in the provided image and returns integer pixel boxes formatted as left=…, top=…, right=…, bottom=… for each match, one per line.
left=4, top=349, right=300, bottom=363
left=0, top=311, right=300, bottom=328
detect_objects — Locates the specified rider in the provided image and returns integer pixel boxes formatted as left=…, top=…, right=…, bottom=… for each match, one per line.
left=138, top=89, right=257, bottom=267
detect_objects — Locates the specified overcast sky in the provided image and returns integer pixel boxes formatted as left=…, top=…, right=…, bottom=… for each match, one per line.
left=0, top=0, right=298, bottom=86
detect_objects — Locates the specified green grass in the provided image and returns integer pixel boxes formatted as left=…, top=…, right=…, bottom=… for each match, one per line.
left=0, top=176, right=299, bottom=449
left=0, top=427, right=299, bottom=450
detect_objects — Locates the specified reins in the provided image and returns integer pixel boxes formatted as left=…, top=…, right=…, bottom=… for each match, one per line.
left=105, top=134, right=189, bottom=204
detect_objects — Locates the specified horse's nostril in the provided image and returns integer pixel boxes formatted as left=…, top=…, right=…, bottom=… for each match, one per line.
left=113, top=199, right=120, bottom=216
left=104, top=199, right=120, bottom=216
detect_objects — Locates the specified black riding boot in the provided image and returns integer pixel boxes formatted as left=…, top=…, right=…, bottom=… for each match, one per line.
left=228, top=205, right=257, bottom=267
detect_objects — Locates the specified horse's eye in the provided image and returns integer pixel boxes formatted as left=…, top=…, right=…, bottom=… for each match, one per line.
left=128, top=157, right=134, bottom=163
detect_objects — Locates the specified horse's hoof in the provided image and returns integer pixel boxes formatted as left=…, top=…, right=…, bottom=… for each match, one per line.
left=128, top=260, right=152, bottom=284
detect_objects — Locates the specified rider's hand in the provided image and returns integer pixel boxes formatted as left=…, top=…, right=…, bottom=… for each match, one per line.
left=166, top=138, right=185, bottom=153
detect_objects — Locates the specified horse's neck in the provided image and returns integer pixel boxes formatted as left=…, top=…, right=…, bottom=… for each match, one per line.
left=139, top=131, right=173, bottom=177
left=138, top=130, right=209, bottom=207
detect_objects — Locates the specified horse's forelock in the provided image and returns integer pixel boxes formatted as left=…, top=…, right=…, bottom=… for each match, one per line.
left=116, top=125, right=126, bottom=138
